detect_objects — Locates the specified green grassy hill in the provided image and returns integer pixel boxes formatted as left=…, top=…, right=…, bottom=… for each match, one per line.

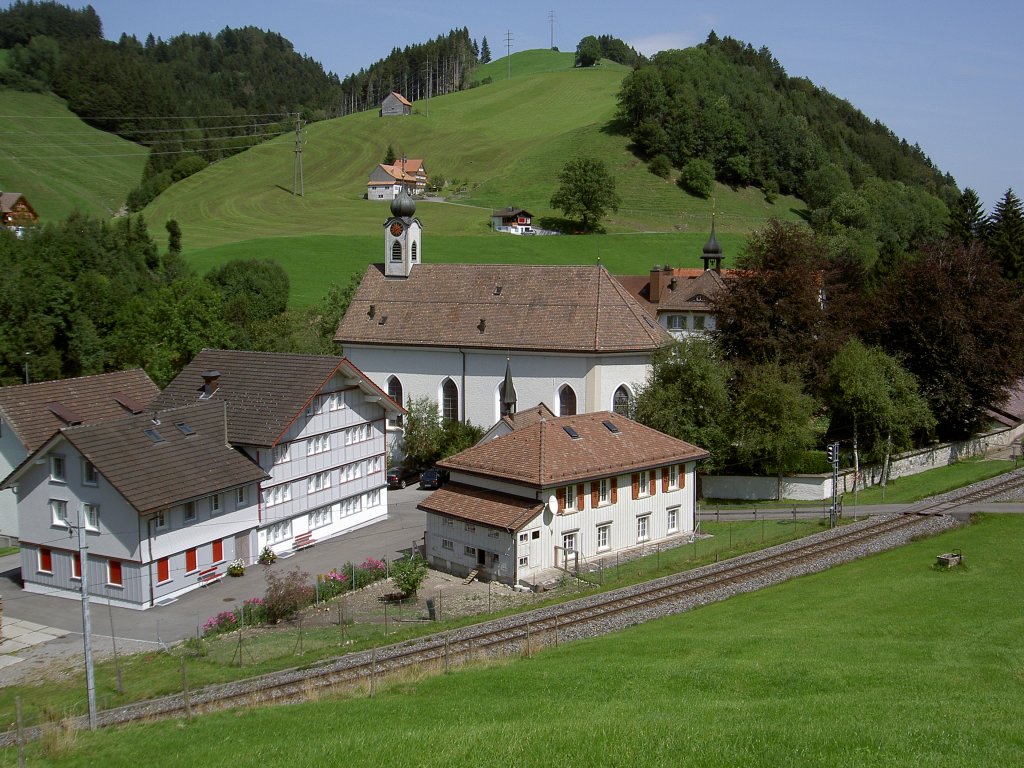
left=143, top=49, right=802, bottom=305
left=0, top=88, right=147, bottom=221
left=28, top=515, right=1024, bottom=766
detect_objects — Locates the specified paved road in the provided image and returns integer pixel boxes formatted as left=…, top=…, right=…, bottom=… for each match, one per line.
left=0, top=485, right=429, bottom=647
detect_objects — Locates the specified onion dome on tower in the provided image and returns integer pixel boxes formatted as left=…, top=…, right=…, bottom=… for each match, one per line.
left=701, top=216, right=724, bottom=272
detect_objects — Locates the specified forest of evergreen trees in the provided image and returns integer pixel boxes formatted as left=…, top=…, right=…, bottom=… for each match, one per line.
left=338, top=28, right=480, bottom=116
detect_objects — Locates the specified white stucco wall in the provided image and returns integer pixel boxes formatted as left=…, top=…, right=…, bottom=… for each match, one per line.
left=0, top=416, right=25, bottom=541
left=342, top=344, right=650, bottom=431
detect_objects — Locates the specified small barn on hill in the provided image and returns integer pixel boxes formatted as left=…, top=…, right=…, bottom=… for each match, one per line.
left=381, top=92, right=412, bottom=116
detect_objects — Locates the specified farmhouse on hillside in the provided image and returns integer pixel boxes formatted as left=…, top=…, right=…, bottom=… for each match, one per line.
left=615, top=221, right=736, bottom=339
left=1, top=191, right=39, bottom=236
left=154, top=350, right=404, bottom=560
left=0, top=369, right=160, bottom=544
left=419, top=411, right=708, bottom=586
left=380, top=91, right=412, bottom=116
left=335, top=189, right=672, bottom=459
left=367, top=159, right=428, bottom=200
left=491, top=206, right=534, bottom=235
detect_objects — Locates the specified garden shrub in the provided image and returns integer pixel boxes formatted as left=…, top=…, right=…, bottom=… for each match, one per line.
left=264, top=567, right=315, bottom=622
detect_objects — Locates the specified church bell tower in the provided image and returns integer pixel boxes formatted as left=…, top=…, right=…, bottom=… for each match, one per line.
left=384, top=185, right=422, bottom=278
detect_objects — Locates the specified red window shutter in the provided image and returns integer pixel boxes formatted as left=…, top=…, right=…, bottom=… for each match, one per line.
left=590, top=482, right=599, bottom=509
left=557, top=487, right=566, bottom=514
left=39, top=547, right=52, bottom=572
left=72, top=552, right=81, bottom=578
left=109, top=560, right=122, bottom=586
left=662, top=468, right=669, bottom=493
left=611, top=476, right=618, bottom=504
left=631, top=473, right=639, bottom=500
left=157, top=558, right=169, bottom=583
left=679, top=464, right=686, bottom=488
left=212, top=539, right=224, bottom=563
left=649, top=470, right=657, bottom=495
left=576, top=485, right=585, bottom=511
left=186, top=548, right=197, bottom=573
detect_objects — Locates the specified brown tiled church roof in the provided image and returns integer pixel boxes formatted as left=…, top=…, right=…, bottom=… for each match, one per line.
left=440, top=411, right=708, bottom=488
left=0, top=369, right=159, bottom=452
left=335, top=264, right=672, bottom=353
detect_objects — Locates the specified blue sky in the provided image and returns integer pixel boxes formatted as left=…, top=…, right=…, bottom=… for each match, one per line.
left=85, top=0, right=1022, bottom=212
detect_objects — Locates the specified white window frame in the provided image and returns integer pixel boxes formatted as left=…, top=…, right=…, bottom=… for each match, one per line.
left=667, top=314, right=686, bottom=330
left=518, top=532, right=529, bottom=544
left=154, top=510, right=167, bottom=531
left=184, top=500, right=197, bottom=522
left=308, top=505, right=333, bottom=530
left=562, top=530, right=578, bottom=555
left=308, top=470, right=331, bottom=494
left=82, top=459, right=98, bottom=486
left=637, top=515, right=650, bottom=543
left=668, top=464, right=680, bottom=490
left=273, top=443, right=290, bottom=463
left=518, top=554, right=529, bottom=568
left=442, top=539, right=454, bottom=551
left=37, top=547, right=52, bottom=574
left=83, top=503, right=99, bottom=531
left=266, top=520, right=292, bottom=544
left=667, top=507, right=679, bottom=533
left=638, top=471, right=649, bottom=497
left=49, top=454, right=66, bottom=482
left=562, top=485, right=576, bottom=511
left=597, top=523, right=610, bottom=551
left=209, top=494, right=222, bottom=515
left=236, top=486, right=246, bottom=506
left=50, top=499, right=69, bottom=527
left=365, top=488, right=381, bottom=507
left=598, top=477, right=610, bottom=505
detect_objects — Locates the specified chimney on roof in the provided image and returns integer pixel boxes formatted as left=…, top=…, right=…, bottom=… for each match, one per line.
left=649, top=266, right=671, bottom=304
left=477, top=318, right=486, bottom=334
left=200, top=370, right=221, bottom=399
left=368, top=304, right=376, bottom=320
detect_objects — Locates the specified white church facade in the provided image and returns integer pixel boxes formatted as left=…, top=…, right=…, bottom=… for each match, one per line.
left=335, top=188, right=672, bottom=457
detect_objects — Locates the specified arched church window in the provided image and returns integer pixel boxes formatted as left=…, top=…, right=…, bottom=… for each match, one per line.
left=558, top=384, right=577, bottom=417
left=387, top=377, right=404, bottom=425
left=441, top=378, right=459, bottom=422
left=391, top=241, right=402, bottom=262
left=613, top=385, right=631, bottom=415
left=411, top=241, right=418, bottom=261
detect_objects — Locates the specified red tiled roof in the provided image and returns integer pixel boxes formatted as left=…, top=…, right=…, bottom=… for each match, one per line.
left=387, top=92, right=412, bottom=107
left=417, top=483, right=542, bottom=532
left=0, top=369, right=160, bottom=451
left=336, top=264, right=672, bottom=353
left=440, top=411, right=709, bottom=488
left=615, top=268, right=736, bottom=316
left=500, top=403, right=555, bottom=432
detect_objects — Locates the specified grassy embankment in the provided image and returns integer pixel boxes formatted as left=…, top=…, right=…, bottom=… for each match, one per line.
left=0, top=88, right=146, bottom=221
left=10, top=514, right=1022, bottom=766
left=144, top=49, right=803, bottom=307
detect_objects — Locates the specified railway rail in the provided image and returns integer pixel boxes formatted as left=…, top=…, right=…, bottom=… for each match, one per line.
left=9, top=468, right=1018, bottom=744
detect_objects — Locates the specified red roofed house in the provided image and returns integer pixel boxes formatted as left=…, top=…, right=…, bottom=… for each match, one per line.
left=367, top=159, right=428, bottom=200
left=0, top=369, right=160, bottom=543
left=419, top=411, right=708, bottom=587
left=380, top=91, right=412, bottom=116
left=615, top=221, right=736, bottom=338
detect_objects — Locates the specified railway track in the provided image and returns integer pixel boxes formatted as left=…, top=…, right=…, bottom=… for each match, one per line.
left=2, top=492, right=977, bottom=744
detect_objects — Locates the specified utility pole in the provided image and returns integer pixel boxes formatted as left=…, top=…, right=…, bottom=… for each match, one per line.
left=292, top=112, right=304, bottom=197
left=75, top=506, right=98, bottom=729
left=505, top=30, right=514, bottom=79
left=548, top=10, right=555, bottom=49
left=827, top=442, right=840, bottom=528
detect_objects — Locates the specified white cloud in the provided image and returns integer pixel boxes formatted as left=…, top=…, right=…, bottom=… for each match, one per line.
left=628, top=32, right=700, bottom=57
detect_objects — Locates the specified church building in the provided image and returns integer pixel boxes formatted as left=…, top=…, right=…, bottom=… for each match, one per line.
left=335, top=188, right=673, bottom=458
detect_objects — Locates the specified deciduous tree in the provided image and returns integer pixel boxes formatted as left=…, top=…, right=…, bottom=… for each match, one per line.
left=550, top=157, right=620, bottom=232
left=575, top=36, right=601, bottom=67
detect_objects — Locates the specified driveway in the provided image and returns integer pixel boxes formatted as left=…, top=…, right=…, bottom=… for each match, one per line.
left=0, top=485, right=429, bottom=649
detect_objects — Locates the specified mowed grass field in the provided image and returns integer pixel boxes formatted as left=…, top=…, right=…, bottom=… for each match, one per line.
left=0, top=88, right=147, bottom=221
left=20, top=514, right=1023, bottom=767
left=144, top=49, right=803, bottom=305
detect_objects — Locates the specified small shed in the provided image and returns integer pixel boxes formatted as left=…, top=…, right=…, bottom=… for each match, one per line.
left=380, top=92, right=412, bottom=117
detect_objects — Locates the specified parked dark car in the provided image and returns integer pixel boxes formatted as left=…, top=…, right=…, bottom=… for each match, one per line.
left=419, top=467, right=450, bottom=489
left=387, top=466, right=419, bottom=489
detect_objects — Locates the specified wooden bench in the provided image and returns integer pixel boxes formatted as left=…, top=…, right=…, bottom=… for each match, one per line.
left=292, top=532, right=316, bottom=551
left=198, top=567, right=223, bottom=586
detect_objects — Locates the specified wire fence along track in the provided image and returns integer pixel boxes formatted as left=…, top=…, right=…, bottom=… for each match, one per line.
left=0, top=509, right=958, bottom=745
